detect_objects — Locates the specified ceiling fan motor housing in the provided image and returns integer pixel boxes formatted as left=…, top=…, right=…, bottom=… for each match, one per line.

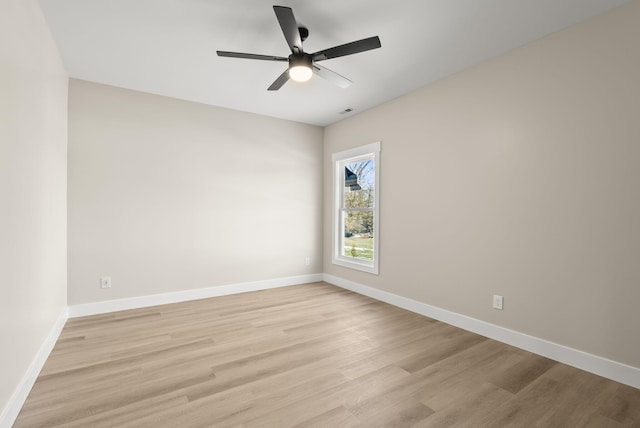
left=289, top=53, right=313, bottom=69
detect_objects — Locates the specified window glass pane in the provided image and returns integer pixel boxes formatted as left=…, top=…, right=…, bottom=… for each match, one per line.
left=343, top=160, right=375, bottom=209
left=342, top=211, right=374, bottom=261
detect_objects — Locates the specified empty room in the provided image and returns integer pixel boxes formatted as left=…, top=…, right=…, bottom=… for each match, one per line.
left=2, top=0, right=640, bottom=426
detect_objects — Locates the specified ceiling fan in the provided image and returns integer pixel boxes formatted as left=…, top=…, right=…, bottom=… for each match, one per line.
left=217, top=6, right=381, bottom=91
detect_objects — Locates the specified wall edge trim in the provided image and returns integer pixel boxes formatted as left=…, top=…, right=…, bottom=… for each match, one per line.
left=323, top=273, right=640, bottom=390
left=68, top=274, right=324, bottom=318
left=0, top=308, right=68, bottom=428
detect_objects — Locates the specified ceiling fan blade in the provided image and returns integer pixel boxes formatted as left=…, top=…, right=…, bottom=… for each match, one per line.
left=313, top=64, right=352, bottom=88
left=273, top=6, right=303, bottom=54
left=217, top=51, right=288, bottom=62
left=268, top=69, right=290, bottom=91
left=312, top=36, right=381, bottom=62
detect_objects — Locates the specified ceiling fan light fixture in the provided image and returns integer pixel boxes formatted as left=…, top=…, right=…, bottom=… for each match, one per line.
left=289, top=54, right=313, bottom=82
left=289, top=65, right=313, bottom=82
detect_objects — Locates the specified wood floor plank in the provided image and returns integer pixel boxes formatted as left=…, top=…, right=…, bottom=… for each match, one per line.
left=13, top=282, right=640, bottom=427
left=597, top=383, right=640, bottom=425
left=415, top=381, right=513, bottom=428
left=290, top=405, right=360, bottom=428
left=357, top=397, right=434, bottom=428
left=485, top=351, right=557, bottom=394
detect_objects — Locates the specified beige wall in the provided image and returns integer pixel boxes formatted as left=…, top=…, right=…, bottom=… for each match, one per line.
left=324, top=0, right=640, bottom=368
left=0, top=0, right=68, bottom=416
left=68, top=80, right=323, bottom=305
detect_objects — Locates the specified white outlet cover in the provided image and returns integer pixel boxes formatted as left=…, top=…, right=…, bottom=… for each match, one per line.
left=493, top=295, right=504, bottom=310
left=100, top=276, right=111, bottom=288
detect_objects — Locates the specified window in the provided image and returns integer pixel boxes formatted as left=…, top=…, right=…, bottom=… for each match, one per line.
left=332, top=142, right=380, bottom=274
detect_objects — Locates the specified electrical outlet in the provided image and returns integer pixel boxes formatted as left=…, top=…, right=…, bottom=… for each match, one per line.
left=493, top=294, right=503, bottom=310
left=304, top=257, right=311, bottom=266
left=100, top=276, right=111, bottom=289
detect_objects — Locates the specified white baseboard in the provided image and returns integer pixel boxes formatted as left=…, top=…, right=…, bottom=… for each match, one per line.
left=6, top=271, right=636, bottom=428
left=69, top=274, right=324, bottom=318
left=0, top=308, right=68, bottom=428
left=2, top=274, right=321, bottom=426
left=323, top=273, right=640, bottom=390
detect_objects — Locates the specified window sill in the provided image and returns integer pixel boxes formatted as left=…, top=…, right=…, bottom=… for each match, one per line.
left=332, top=257, right=379, bottom=275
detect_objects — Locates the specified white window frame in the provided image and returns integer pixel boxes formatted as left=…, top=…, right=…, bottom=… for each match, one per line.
left=332, top=142, right=380, bottom=274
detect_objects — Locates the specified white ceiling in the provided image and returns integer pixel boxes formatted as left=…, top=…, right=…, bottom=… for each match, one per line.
left=38, top=0, right=630, bottom=126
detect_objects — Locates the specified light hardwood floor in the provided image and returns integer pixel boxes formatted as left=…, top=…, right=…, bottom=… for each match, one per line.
left=15, top=282, right=640, bottom=427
